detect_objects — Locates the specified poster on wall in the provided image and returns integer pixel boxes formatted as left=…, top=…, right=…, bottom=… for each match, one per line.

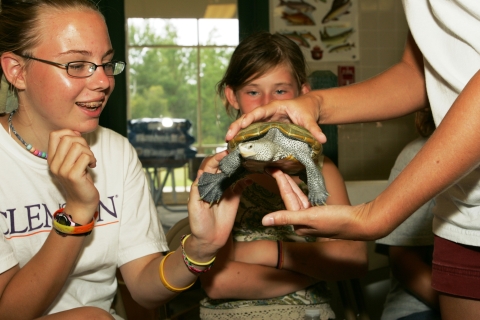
left=270, top=0, right=360, bottom=62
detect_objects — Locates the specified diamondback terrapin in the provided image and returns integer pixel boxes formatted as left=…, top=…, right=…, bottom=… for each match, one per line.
left=198, top=122, right=329, bottom=206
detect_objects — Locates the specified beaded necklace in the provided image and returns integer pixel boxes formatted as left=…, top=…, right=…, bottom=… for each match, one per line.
left=8, top=110, right=47, bottom=159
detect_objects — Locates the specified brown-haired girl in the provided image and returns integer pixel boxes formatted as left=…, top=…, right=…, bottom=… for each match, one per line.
left=198, top=32, right=367, bottom=320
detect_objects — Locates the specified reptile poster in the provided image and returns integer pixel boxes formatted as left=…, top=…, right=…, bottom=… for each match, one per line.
left=270, top=0, right=360, bottom=62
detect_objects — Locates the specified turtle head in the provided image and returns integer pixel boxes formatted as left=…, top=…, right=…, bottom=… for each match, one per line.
left=238, top=140, right=279, bottom=161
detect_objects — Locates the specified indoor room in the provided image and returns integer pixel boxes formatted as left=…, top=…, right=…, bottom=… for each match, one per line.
left=1, top=0, right=450, bottom=319
left=105, top=0, right=415, bottom=319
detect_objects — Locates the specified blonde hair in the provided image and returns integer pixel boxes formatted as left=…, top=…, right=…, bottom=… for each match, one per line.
left=0, top=0, right=100, bottom=81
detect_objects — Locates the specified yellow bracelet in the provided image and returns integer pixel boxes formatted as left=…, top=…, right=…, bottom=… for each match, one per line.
left=181, top=234, right=216, bottom=266
left=159, top=251, right=196, bottom=293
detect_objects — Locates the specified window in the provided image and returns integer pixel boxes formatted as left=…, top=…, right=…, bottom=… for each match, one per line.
left=127, top=18, right=239, bottom=153
left=127, top=18, right=239, bottom=195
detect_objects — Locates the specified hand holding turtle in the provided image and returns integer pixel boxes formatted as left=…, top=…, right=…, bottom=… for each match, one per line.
left=225, top=93, right=326, bottom=145
left=262, top=170, right=380, bottom=240
left=187, top=151, right=252, bottom=261
left=263, top=167, right=329, bottom=236
left=265, top=167, right=311, bottom=211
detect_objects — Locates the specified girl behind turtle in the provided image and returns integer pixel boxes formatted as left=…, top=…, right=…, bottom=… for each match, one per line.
left=198, top=31, right=368, bottom=320
left=0, top=0, right=246, bottom=318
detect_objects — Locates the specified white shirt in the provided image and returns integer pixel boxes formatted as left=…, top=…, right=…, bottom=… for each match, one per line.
left=403, top=0, right=480, bottom=246
left=0, top=125, right=168, bottom=314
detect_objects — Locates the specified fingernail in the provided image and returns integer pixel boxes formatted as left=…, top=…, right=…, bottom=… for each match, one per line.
left=263, top=216, right=274, bottom=226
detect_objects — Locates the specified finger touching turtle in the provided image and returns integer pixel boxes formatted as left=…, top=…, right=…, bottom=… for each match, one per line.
left=266, top=167, right=310, bottom=210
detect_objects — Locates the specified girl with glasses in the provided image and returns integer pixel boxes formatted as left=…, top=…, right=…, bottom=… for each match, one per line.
left=0, top=0, right=243, bottom=318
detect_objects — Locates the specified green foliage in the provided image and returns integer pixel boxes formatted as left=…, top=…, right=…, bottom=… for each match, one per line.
left=200, top=47, right=236, bottom=145
left=128, top=19, right=235, bottom=147
left=130, top=85, right=169, bottom=119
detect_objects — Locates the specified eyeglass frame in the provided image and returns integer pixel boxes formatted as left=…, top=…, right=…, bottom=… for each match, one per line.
left=17, top=54, right=126, bottom=78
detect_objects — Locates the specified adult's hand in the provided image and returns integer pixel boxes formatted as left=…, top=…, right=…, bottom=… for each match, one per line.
left=263, top=168, right=384, bottom=241
left=225, top=93, right=326, bottom=144
left=187, top=151, right=252, bottom=260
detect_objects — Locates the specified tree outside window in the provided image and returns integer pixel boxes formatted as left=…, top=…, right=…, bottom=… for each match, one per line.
left=127, top=18, right=238, bottom=192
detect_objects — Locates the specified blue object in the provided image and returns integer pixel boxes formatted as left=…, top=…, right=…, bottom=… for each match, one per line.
left=128, top=117, right=197, bottom=160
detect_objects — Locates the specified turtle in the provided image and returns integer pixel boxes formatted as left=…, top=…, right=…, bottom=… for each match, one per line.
left=197, top=122, right=329, bottom=206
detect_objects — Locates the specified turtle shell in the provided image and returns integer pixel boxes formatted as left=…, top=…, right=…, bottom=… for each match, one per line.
left=227, top=122, right=323, bottom=174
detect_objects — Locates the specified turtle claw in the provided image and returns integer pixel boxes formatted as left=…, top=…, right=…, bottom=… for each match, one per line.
left=297, top=178, right=329, bottom=206
left=205, top=198, right=220, bottom=208
left=308, top=189, right=329, bottom=207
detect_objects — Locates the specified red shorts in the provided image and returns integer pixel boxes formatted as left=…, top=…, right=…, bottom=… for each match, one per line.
left=432, top=235, right=480, bottom=299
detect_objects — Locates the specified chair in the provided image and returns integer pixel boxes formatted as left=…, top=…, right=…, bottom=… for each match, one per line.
left=328, top=279, right=365, bottom=320
left=115, top=268, right=158, bottom=320
left=330, top=243, right=391, bottom=320
left=166, top=217, right=191, bottom=250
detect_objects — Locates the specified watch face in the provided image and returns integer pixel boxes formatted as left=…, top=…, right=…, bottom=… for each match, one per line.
left=55, top=213, right=72, bottom=226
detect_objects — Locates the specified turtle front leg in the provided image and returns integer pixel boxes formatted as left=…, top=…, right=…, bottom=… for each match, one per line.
left=219, top=149, right=242, bottom=176
left=197, top=150, right=241, bottom=203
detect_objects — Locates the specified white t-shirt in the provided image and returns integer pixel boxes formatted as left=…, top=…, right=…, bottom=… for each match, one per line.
left=377, top=138, right=435, bottom=248
left=376, top=138, right=435, bottom=320
left=403, top=0, right=480, bottom=246
left=0, top=124, right=168, bottom=314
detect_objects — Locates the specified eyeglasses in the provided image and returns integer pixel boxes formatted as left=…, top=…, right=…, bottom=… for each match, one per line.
left=19, top=55, right=126, bottom=78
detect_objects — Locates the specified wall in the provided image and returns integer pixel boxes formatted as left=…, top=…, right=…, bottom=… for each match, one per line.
left=99, top=0, right=127, bottom=137
left=302, top=0, right=418, bottom=180
left=125, top=0, right=236, bottom=18
left=124, top=0, right=420, bottom=181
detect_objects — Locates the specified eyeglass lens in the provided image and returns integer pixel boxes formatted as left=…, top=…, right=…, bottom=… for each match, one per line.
left=67, top=61, right=125, bottom=77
